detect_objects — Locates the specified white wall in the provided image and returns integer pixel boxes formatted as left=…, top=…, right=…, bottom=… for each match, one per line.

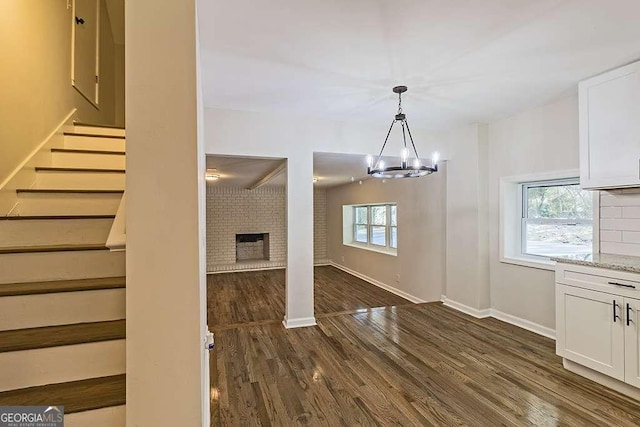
left=442, top=124, right=491, bottom=310
left=126, top=0, right=208, bottom=424
left=488, top=94, right=580, bottom=330
left=326, top=169, right=447, bottom=302
left=0, top=0, right=122, bottom=186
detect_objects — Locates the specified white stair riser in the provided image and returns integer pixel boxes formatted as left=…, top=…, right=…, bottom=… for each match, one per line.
left=0, top=340, right=125, bottom=392
left=0, top=289, right=125, bottom=331
left=16, top=193, right=122, bottom=215
left=73, top=126, right=126, bottom=137
left=0, top=218, right=112, bottom=247
left=66, top=405, right=125, bottom=427
left=35, top=171, right=125, bottom=190
left=0, top=250, right=125, bottom=284
left=64, top=135, right=126, bottom=152
left=51, top=152, right=125, bottom=169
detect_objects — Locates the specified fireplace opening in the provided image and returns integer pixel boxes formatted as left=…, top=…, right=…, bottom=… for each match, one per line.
left=236, top=233, right=270, bottom=262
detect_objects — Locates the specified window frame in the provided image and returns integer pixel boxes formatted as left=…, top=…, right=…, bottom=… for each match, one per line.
left=348, top=203, right=397, bottom=255
left=499, top=169, right=599, bottom=272
left=518, top=177, right=594, bottom=260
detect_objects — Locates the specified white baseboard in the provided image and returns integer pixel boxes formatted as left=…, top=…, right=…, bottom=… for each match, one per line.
left=282, top=316, right=317, bottom=329
left=207, top=265, right=285, bottom=274
left=441, top=296, right=556, bottom=340
left=490, top=308, right=556, bottom=340
left=329, top=261, right=426, bottom=304
left=441, top=296, right=491, bottom=318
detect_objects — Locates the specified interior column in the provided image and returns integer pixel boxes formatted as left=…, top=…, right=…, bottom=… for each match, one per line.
left=284, top=151, right=316, bottom=328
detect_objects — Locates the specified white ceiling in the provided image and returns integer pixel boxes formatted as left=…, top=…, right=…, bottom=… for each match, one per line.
left=198, top=0, right=640, bottom=131
left=206, top=153, right=383, bottom=189
left=206, top=155, right=286, bottom=188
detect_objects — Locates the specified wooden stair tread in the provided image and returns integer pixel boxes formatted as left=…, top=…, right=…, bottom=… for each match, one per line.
left=0, top=215, right=115, bottom=220
left=51, top=148, right=125, bottom=155
left=0, top=320, right=125, bottom=353
left=0, top=244, right=107, bottom=254
left=16, top=189, right=124, bottom=194
left=0, top=375, right=125, bottom=414
left=64, top=132, right=125, bottom=139
left=35, top=167, right=125, bottom=173
left=73, top=121, right=125, bottom=130
left=0, top=276, right=125, bottom=297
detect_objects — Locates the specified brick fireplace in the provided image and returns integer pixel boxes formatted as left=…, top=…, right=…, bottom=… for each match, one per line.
left=236, top=233, right=270, bottom=262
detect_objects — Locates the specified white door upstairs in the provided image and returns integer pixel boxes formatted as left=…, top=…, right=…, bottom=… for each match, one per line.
left=579, top=60, right=640, bottom=190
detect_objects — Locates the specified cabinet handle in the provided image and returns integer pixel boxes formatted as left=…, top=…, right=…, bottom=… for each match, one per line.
left=628, top=303, right=633, bottom=326
left=614, top=300, right=621, bottom=322
left=608, top=281, right=636, bottom=289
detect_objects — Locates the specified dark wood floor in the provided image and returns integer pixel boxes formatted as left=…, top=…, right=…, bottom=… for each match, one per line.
left=207, top=266, right=410, bottom=329
left=209, top=268, right=640, bottom=425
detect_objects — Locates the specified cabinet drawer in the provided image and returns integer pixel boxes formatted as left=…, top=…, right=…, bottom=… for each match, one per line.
left=556, top=264, right=640, bottom=296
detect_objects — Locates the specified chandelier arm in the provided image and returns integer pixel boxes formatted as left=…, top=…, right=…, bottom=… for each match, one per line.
left=404, top=120, right=421, bottom=160
left=375, top=119, right=397, bottom=167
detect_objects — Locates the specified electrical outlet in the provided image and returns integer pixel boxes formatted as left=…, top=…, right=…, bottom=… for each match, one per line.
left=396, top=273, right=400, bottom=283
left=341, top=256, right=345, bottom=262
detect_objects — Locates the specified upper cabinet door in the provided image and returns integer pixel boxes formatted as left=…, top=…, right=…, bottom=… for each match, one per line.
left=580, top=61, right=640, bottom=190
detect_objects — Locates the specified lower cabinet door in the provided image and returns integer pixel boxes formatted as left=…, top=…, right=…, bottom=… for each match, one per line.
left=625, top=297, right=640, bottom=388
left=556, top=284, right=625, bottom=380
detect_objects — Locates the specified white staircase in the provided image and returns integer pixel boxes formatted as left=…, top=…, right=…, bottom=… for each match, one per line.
left=0, top=124, right=127, bottom=426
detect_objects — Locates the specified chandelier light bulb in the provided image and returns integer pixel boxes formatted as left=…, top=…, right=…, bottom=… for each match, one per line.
left=378, top=160, right=385, bottom=169
left=401, top=147, right=408, bottom=162
left=413, top=158, right=421, bottom=168
left=366, top=155, right=373, bottom=168
left=432, top=151, right=440, bottom=166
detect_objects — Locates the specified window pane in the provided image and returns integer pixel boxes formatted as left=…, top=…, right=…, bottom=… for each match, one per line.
left=390, top=227, right=397, bottom=249
left=371, top=206, right=386, bottom=225
left=525, top=222, right=592, bottom=257
left=526, top=184, right=592, bottom=220
left=355, top=225, right=368, bottom=243
left=371, top=226, right=386, bottom=246
left=390, top=205, right=397, bottom=226
left=355, top=207, right=368, bottom=224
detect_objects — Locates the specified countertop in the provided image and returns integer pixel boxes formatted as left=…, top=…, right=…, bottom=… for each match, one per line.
left=551, top=253, right=640, bottom=274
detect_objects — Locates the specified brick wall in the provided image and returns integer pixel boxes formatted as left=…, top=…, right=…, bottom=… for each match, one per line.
left=314, top=188, right=329, bottom=264
left=600, top=189, right=640, bottom=256
left=206, top=186, right=328, bottom=271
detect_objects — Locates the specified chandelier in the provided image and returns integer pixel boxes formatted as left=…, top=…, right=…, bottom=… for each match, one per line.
left=366, top=86, right=439, bottom=178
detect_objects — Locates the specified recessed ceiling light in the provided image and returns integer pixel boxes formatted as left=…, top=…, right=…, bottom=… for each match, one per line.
left=313, top=177, right=319, bottom=183
left=206, top=174, right=220, bottom=181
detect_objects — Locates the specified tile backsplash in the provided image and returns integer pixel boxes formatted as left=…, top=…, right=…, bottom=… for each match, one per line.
left=600, top=189, right=640, bottom=257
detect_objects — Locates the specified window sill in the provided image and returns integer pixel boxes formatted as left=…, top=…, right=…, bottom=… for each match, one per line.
left=500, top=255, right=556, bottom=271
left=344, top=242, right=397, bottom=257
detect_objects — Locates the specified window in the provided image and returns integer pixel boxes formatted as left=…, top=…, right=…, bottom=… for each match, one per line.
left=520, top=178, right=593, bottom=258
left=343, top=204, right=397, bottom=254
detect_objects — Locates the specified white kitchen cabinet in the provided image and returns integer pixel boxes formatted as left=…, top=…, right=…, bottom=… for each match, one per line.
left=579, top=60, right=640, bottom=189
left=555, top=262, right=640, bottom=396
left=556, top=284, right=625, bottom=380
left=625, top=296, right=640, bottom=388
